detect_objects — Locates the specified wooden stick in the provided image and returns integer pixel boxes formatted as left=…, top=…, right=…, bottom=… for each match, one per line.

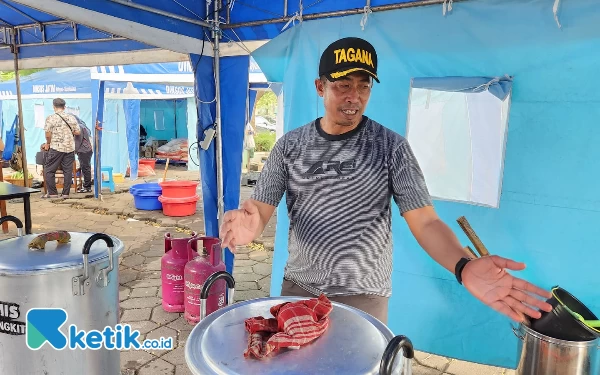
left=457, top=216, right=490, bottom=257
left=464, top=246, right=478, bottom=258
left=162, top=158, right=170, bottom=182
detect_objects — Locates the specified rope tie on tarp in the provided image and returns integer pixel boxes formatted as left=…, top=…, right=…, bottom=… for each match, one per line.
left=553, top=0, right=562, bottom=29
left=282, top=0, right=303, bottom=31
left=473, top=77, right=500, bottom=92
left=360, top=6, right=373, bottom=30
left=443, top=0, right=453, bottom=16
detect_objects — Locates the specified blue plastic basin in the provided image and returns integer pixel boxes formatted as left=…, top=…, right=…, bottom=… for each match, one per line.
left=130, top=183, right=162, bottom=194
left=130, top=183, right=162, bottom=210
left=132, top=195, right=162, bottom=210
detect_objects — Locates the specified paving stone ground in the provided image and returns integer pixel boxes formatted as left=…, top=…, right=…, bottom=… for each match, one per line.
left=0, top=165, right=513, bottom=374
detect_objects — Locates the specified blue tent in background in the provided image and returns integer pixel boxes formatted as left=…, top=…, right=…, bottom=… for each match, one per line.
left=0, top=65, right=200, bottom=180
left=0, top=60, right=268, bottom=179
left=1, top=0, right=598, bottom=369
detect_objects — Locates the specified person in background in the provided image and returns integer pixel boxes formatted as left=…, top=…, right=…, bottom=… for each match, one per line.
left=74, top=117, right=93, bottom=193
left=41, top=98, right=81, bottom=199
left=140, top=124, right=147, bottom=144
left=244, top=122, right=256, bottom=170
left=140, top=124, right=147, bottom=138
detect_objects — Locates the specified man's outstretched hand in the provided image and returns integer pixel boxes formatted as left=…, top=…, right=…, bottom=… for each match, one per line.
left=219, top=200, right=262, bottom=253
left=462, top=255, right=553, bottom=322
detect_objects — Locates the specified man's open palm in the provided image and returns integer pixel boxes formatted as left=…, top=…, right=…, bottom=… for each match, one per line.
left=462, top=255, right=553, bottom=322
left=219, top=200, right=261, bottom=253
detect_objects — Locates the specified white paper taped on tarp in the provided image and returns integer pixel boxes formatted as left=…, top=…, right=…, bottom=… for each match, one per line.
left=66, top=106, right=80, bottom=117
left=34, top=104, right=45, bottom=129
left=406, top=88, right=510, bottom=208
left=154, top=110, right=165, bottom=130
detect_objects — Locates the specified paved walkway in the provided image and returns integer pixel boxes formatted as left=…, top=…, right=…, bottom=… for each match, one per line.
left=0, top=166, right=514, bottom=374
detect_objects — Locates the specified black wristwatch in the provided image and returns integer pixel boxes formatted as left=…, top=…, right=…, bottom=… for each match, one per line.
left=454, top=257, right=473, bottom=285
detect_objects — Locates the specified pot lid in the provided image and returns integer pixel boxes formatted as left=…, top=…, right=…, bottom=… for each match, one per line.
left=0, top=232, right=124, bottom=274
left=185, top=297, right=403, bottom=375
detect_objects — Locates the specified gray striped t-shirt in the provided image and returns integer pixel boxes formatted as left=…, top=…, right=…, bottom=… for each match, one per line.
left=252, top=116, right=432, bottom=297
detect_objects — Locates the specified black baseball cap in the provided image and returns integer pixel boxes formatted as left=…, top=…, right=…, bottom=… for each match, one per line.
left=319, top=37, right=379, bottom=83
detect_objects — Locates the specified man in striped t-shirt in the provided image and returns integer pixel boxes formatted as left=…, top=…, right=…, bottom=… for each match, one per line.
left=220, top=37, right=552, bottom=324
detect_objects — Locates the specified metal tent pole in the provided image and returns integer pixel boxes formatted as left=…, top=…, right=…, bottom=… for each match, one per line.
left=212, top=0, right=227, bottom=265
left=108, top=0, right=211, bottom=28
left=213, top=1, right=224, bottom=227
left=11, top=39, right=29, bottom=187
left=222, top=0, right=451, bottom=29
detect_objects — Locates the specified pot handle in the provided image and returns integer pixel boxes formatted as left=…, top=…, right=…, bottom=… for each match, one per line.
left=187, top=237, right=199, bottom=261
left=165, top=231, right=198, bottom=253
left=86, top=234, right=116, bottom=288
left=73, top=234, right=115, bottom=296
left=0, top=215, right=23, bottom=237
left=512, top=325, right=525, bottom=341
left=165, top=232, right=173, bottom=253
left=379, top=335, right=414, bottom=375
left=200, top=271, right=235, bottom=320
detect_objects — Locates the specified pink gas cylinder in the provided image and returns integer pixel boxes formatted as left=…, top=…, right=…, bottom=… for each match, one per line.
left=184, top=237, right=234, bottom=324
left=161, top=231, right=197, bottom=312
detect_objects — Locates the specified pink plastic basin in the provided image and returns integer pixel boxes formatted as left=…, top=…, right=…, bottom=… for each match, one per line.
left=159, top=180, right=199, bottom=198
left=139, top=158, right=156, bottom=170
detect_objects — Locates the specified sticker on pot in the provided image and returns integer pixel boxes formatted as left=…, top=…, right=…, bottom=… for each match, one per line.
left=0, top=301, right=26, bottom=335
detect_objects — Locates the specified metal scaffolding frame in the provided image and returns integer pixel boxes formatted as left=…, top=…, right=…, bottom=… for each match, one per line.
left=222, top=0, right=448, bottom=29
left=8, top=20, right=126, bottom=47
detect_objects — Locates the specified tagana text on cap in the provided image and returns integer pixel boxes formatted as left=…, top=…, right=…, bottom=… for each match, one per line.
left=319, top=37, right=379, bottom=83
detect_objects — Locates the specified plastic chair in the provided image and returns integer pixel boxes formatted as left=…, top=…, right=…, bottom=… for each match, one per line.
left=43, top=160, right=80, bottom=194
left=101, top=166, right=115, bottom=192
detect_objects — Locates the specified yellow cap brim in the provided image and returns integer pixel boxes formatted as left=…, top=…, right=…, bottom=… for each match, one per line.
left=328, top=67, right=379, bottom=83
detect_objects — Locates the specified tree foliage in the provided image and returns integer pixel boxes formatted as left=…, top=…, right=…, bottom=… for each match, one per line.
left=256, top=91, right=277, bottom=116
left=0, top=69, right=46, bottom=82
left=255, top=131, right=276, bottom=152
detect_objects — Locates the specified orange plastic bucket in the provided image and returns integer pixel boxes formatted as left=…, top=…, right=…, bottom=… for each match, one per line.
left=158, top=195, right=199, bottom=217
left=139, top=158, right=157, bottom=170
left=159, top=181, right=199, bottom=198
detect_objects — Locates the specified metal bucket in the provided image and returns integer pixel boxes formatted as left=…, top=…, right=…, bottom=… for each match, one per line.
left=514, top=322, right=600, bottom=375
left=0, top=218, right=124, bottom=375
left=185, top=296, right=414, bottom=374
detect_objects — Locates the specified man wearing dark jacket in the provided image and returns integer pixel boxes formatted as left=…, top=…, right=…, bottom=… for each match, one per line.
left=74, top=117, right=93, bottom=193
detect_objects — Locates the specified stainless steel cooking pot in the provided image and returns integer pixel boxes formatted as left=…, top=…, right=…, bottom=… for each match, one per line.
left=0, top=216, right=124, bottom=375
left=514, top=322, right=600, bottom=375
left=185, top=277, right=414, bottom=375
